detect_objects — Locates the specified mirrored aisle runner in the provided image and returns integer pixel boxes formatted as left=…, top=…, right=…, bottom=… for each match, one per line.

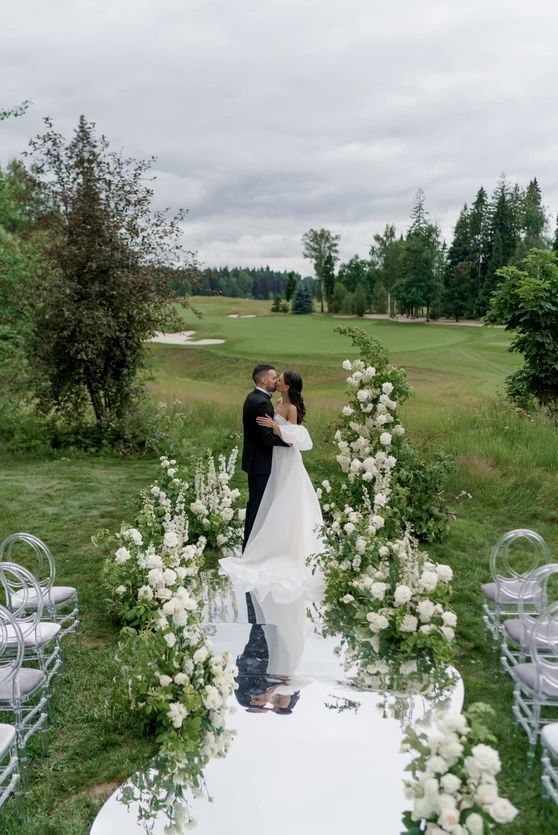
left=91, top=573, right=463, bottom=835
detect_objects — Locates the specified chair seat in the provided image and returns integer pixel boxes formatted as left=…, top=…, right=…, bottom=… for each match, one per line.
left=0, top=667, right=46, bottom=701
left=4, top=620, right=61, bottom=648
left=542, top=723, right=558, bottom=757
left=0, top=723, right=16, bottom=758
left=504, top=619, right=558, bottom=650
left=482, top=579, right=537, bottom=604
left=514, top=663, right=558, bottom=698
left=12, top=585, right=77, bottom=608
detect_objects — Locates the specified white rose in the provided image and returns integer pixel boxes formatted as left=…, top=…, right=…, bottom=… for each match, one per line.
left=163, top=568, right=177, bottom=585
left=426, top=755, right=448, bottom=774
left=115, top=547, right=131, bottom=565
left=417, top=599, right=435, bottom=622
left=163, top=530, right=179, bottom=549
left=367, top=612, right=389, bottom=632
left=342, top=359, right=352, bottom=371
left=193, top=646, right=209, bottom=665
left=464, top=812, right=484, bottom=835
left=393, top=424, right=405, bottom=436
left=441, top=626, right=455, bottom=641
left=394, top=585, right=413, bottom=606
left=442, top=611, right=458, bottom=628
left=440, top=773, right=461, bottom=795
left=420, top=570, right=439, bottom=592
left=471, top=744, right=501, bottom=775
left=488, top=798, right=518, bottom=824
left=167, top=701, right=187, bottom=729
left=148, top=568, right=164, bottom=587
left=378, top=545, right=389, bottom=557
left=151, top=485, right=161, bottom=497
left=138, top=585, right=154, bottom=601
left=372, top=515, right=385, bottom=529
left=381, top=382, right=394, bottom=395
left=370, top=582, right=387, bottom=600
left=164, top=632, right=177, bottom=648
left=115, top=585, right=126, bottom=596
left=344, top=522, right=356, bottom=534
left=158, top=674, right=172, bottom=687
left=400, top=614, right=418, bottom=632
left=174, top=672, right=188, bottom=686
left=379, top=432, right=392, bottom=446
left=438, top=806, right=460, bottom=830
left=437, top=564, right=454, bottom=582
left=475, top=783, right=498, bottom=805
left=125, top=528, right=143, bottom=545
left=342, top=405, right=355, bottom=416
left=352, top=537, right=366, bottom=556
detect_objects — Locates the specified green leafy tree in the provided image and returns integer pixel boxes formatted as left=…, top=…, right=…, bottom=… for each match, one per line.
left=271, top=294, right=282, bottom=312
left=24, top=116, right=190, bottom=428
left=291, top=283, right=313, bottom=314
left=353, top=282, right=368, bottom=317
left=486, top=249, right=558, bottom=409
left=341, top=291, right=355, bottom=314
left=301, top=227, right=340, bottom=312
left=369, top=224, right=405, bottom=316
left=337, top=255, right=375, bottom=305
left=330, top=280, right=347, bottom=314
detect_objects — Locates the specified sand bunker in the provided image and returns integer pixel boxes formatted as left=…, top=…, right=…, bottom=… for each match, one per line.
left=226, top=314, right=256, bottom=319
left=149, top=330, right=225, bottom=346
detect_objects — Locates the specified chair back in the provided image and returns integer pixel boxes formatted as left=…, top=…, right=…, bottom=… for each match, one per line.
left=529, top=600, right=558, bottom=683
left=0, top=562, right=44, bottom=642
left=518, top=563, right=558, bottom=627
left=0, top=603, right=24, bottom=689
left=490, top=529, right=551, bottom=594
left=0, top=533, right=55, bottom=600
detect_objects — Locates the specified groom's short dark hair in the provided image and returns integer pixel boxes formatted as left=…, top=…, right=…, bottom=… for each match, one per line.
left=252, top=364, right=275, bottom=385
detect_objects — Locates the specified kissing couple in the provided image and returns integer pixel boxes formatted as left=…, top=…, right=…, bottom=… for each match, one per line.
left=219, top=363, right=324, bottom=608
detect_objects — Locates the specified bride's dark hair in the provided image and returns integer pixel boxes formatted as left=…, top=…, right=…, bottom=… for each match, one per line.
left=283, top=370, right=306, bottom=424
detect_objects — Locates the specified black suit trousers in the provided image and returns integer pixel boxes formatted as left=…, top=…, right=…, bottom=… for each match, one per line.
left=243, top=472, right=269, bottom=551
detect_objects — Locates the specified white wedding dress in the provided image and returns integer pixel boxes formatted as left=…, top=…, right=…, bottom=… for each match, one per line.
left=219, top=415, right=325, bottom=605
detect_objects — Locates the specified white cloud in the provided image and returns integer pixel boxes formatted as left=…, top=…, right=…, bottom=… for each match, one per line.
left=3, top=0, right=558, bottom=274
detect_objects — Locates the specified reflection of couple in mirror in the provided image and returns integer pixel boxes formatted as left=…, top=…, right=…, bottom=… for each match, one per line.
left=235, top=593, right=309, bottom=714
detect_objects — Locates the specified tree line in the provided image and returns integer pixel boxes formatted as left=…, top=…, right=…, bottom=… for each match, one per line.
left=301, top=178, right=557, bottom=320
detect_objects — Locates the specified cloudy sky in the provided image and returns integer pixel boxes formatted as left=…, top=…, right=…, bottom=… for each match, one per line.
left=3, top=0, right=558, bottom=274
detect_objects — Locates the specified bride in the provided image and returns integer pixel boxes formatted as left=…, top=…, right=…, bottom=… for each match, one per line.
left=219, top=370, right=324, bottom=606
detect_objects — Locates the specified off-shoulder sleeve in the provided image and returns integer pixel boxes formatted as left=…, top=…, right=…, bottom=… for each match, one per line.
left=278, top=423, right=313, bottom=452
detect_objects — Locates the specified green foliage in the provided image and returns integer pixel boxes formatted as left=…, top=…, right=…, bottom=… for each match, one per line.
left=270, top=294, right=282, bottom=312
left=301, top=227, right=340, bottom=312
left=24, top=116, right=191, bottom=432
left=285, top=270, right=297, bottom=302
left=487, top=249, right=558, bottom=409
left=330, top=280, right=347, bottom=313
left=353, top=282, right=368, bottom=317
left=291, top=283, right=313, bottom=314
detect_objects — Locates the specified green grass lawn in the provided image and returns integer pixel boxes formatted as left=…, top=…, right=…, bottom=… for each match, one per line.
left=1, top=297, right=557, bottom=833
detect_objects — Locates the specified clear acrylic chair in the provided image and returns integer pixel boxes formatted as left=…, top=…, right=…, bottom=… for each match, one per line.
left=0, top=723, right=19, bottom=810
left=0, top=533, right=80, bottom=640
left=542, top=723, right=558, bottom=804
left=501, top=563, right=558, bottom=676
left=511, top=600, right=558, bottom=762
left=0, top=603, right=48, bottom=762
left=482, top=529, right=551, bottom=641
left=0, top=562, right=61, bottom=686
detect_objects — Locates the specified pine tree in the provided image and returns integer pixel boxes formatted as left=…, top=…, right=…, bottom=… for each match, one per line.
left=468, top=187, right=491, bottom=316
left=443, top=205, right=475, bottom=321
left=399, top=191, right=442, bottom=319
left=553, top=215, right=558, bottom=253
left=285, top=271, right=297, bottom=302
left=292, top=284, right=313, bottom=314
left=520, top=178, right=547, bottom=252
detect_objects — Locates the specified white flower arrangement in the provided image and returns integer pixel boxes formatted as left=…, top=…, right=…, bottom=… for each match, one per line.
left=401, top=703, right=519, bottom=833
left=315, top=331, right=456, bottom=676
left=187, top=448, right=243, bottom=553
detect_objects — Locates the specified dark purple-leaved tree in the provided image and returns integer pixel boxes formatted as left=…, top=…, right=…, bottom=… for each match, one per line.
left=25, top=116, right=194, bottom=427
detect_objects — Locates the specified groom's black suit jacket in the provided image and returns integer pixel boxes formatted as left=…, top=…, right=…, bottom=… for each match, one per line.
left=241, top=388, right=288, bottom=475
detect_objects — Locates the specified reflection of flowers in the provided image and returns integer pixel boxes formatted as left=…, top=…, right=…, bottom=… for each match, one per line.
left=401, top=703, right=518, bottom=833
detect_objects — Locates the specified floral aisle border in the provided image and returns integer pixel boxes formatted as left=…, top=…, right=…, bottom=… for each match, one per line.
left=100, top=451, right=244, bottom=828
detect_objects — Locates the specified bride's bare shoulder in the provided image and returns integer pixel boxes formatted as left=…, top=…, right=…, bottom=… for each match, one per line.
left=286, top=404, right=298, bottom=424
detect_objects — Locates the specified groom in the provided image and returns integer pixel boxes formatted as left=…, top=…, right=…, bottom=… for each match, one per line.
left=242, top=364, right=289, bottom=550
